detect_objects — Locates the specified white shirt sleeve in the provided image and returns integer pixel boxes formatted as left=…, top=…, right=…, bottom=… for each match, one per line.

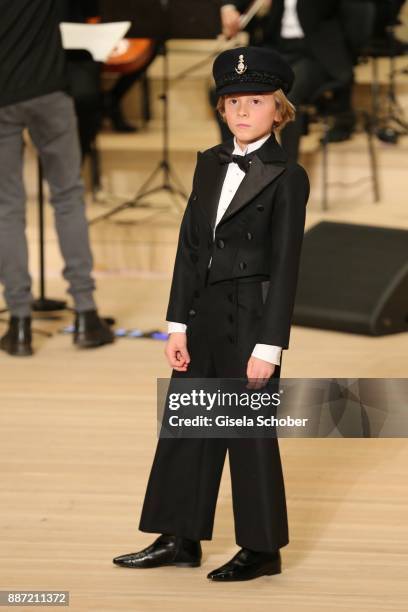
left=167, top=321, right=187, bottom=334
left=251, top=344, right=282, bottom=366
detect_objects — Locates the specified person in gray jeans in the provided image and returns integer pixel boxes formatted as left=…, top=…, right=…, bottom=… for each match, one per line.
left=0, top=0, right=114, bottom=356
left=0, top=92, right=114, bottom=356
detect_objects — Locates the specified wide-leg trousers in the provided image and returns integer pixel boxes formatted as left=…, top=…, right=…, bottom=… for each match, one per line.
left=139, top=276, right=289, bottom=553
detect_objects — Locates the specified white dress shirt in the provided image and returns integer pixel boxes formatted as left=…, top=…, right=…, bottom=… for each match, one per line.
left=167, top=133, right=282, bottom=367
left=280, top=0, right=304, bottom=39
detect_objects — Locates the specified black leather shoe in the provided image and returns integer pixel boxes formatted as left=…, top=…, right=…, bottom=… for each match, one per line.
left=110, top=108, right=138, bottom=133
left=0, top=316, right=33, bottom=356
left=207, top=547, right=281, bottom=582
left=112, top=534, right=202, bottom=568
left=322, top=126, right=354, bottom=143
left=103, top=91, right=138, bottom=133
left=73, top=309, right=114, bottom=348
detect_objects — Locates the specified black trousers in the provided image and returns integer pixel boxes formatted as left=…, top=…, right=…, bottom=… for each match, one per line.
left=139, top=276, right=289, bottom=553
left=276, top=38, right=352, bottom=162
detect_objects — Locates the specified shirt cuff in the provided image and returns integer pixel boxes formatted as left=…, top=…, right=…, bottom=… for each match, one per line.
left=167, top=321, right=187, bottom=334
left=251, top=344, right=282, bottom=366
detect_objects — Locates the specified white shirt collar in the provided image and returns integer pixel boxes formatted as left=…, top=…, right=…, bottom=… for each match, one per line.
left=233, top=132, right=271, bottom=156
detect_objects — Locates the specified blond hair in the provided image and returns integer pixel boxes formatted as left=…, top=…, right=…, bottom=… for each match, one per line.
left=216, top=89, right=295, bottom=133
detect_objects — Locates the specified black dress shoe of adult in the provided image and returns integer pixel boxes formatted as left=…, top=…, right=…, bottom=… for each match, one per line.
left=207, top=547, right=281, bottom=581
left=112, top=534, right=202, bottom=568
left=323, top=126, right=354, bottom=143
left=109, top=106, right=138, bottom=133
left=0, top=316, right=33, bottom=356
left=103, top=92, right=138, bottom=133
left=111, top=114, right=137, bottom=133
left=73, top=309, right=114, bottom=348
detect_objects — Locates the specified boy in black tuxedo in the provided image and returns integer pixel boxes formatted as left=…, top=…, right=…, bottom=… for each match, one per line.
left=113, top=46, right=310, bottom=581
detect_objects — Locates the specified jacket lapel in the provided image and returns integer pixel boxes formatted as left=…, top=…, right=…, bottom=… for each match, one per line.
left=195, top=144, right=232, bottom=231
left=216, top=132, right=287, bottom=227
left=196, top=132, right=287, bottom=231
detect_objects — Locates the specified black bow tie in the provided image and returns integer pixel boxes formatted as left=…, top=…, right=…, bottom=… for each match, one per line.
left=218, top=147, right=255, bottom=173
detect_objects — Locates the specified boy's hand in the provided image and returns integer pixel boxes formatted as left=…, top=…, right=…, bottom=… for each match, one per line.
left=246, top=356, right=275, bottom=389
left=165, top=332, right=190, bottom=371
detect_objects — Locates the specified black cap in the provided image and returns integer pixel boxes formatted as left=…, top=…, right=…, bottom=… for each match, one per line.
left=213, top=46, right=294, bottom=96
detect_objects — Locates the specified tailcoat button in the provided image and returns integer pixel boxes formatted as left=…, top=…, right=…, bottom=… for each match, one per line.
left=246, top=232, right=252, bottom=240
left=192, top=193, right=198, bottom=201
left=239, top=261, right=247, bottom=270
left=189, top=309, right=196, bottom=316
left=256, top=204, right=264, bottom=211
left=217, top=239, right=225, bottom=248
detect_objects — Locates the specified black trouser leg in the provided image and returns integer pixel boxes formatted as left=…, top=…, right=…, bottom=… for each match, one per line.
left=139, top=317, right=228, bottom=541
left=280, top=56, right=332, bottom=161
left=209, top=281, right=288, bottom=552
left=228, top=437, right=289, bottom=552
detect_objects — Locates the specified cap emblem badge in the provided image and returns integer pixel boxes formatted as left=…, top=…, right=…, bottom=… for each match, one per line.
left=235, top=54, right=247, bottom=75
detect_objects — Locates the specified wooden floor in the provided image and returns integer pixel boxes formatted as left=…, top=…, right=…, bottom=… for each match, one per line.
left=1, top=275, right=408, bottom=612
left=1, top=116, right=408, bottom=610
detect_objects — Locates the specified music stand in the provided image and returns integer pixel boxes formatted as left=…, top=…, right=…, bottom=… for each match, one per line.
left=31, top=159, right=67, bottom=314
left=90, top=0, right=221, bottom=225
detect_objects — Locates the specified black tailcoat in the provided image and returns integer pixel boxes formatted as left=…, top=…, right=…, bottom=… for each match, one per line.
left=166, top=132, right=310, bottom=349
left=139, top=134, right=310, bottom=551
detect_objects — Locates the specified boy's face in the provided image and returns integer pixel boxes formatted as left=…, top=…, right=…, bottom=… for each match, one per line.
left=223, top=92, right=281, bottom=146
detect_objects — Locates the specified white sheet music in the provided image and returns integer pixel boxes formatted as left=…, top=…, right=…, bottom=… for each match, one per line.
left=60, top=22, right=131, bottom=62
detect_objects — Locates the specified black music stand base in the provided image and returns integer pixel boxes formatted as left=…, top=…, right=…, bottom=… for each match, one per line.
left=32, top=298, right=67, bottom=313
left=90, top=158, right=187, bottom=225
